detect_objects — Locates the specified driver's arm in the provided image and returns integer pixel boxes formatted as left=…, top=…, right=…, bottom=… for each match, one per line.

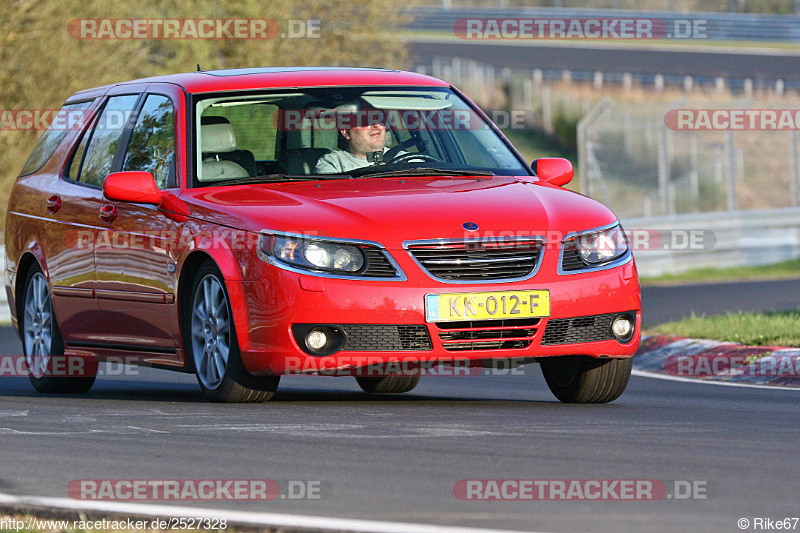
left=313, top=153, right=342, bottom=174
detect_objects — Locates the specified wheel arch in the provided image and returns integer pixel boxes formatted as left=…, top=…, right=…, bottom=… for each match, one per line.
left=14, top=251, right=45, bottom=330
left=177, top=250, right=214, bottom=371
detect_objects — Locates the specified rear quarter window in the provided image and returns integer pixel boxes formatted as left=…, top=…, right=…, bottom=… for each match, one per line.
left=19, top=100, right=94, bottom=176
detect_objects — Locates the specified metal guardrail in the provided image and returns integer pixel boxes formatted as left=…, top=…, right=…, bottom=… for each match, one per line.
left=407, top=6, right=800, bottom=42
left=622, top=207, right=800, bottom=277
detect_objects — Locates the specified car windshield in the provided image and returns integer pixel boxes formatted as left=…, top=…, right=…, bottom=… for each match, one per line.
left=193, top=86, right=529, bottom=185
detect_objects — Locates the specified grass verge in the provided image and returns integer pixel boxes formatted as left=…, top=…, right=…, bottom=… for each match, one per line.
left=640, top=258, right=800, bottom=286
left=652, top=310, right=800, bottom=347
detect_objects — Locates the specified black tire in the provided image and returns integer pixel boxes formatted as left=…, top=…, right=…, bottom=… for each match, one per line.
left=356, top=372, right=421, bottom=394
left=20, top=264, right=96, bottom=394
left=184, top=260, right=279, bottom=403
left=540, top=356, right=632, bottom=404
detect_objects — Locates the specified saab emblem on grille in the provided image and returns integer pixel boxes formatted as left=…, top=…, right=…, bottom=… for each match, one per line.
left=462, top=222, right=479, bottom=231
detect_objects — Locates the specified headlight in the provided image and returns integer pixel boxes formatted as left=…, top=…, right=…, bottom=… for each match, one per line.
left=575, top=224, right=628, bottom=264
left=264, top=235, right=365, bottom=273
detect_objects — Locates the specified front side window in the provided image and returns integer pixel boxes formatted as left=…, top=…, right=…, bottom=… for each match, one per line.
left=123, top=95, right=175, bottom=189
left=78, top=95, right=139, bottom=187
left=193, top=87, right=528, bottom=185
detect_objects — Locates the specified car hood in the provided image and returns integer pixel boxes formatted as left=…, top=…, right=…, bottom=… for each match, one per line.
left=179, top=176, right=618, bottom=249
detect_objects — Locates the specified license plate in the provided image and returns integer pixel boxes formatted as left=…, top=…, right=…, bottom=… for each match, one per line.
left=425, top=290, right=550, bottom=323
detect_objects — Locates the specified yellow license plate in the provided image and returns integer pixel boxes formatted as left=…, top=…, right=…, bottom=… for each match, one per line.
left=425, top=290, right=550, bottom=323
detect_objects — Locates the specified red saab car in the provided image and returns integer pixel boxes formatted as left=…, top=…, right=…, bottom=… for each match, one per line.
left=5, top=67, right=640, bottom=403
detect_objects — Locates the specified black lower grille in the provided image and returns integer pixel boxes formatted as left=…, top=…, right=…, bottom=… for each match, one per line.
left=443, top=340, right=532, bottom=351
left=560, top=239, right=587, bottom=271
left=362, top=249, right=399, bottom=277
left=541, top=313, right=620, bottom=345
left=434, top=318, right=538, bottom=351
left=342, top=324, right=432, bottom=351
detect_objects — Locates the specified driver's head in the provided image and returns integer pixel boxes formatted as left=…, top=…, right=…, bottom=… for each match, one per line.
left=341, top=122, right=386, bottom=158
left=336, top=105, right=386, bottom=158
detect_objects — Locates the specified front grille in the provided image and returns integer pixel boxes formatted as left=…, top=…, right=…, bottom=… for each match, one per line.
left=342, top=324, right=432, bottom=351
left=560, top=239, right=587, bottom=271
left=361, top=248, right=398, bottom=277
left=407, top=239, right=543, bottom=281
left=434, top=318, right=539, bottom=351
left=541, top=313, right=618, bottom=345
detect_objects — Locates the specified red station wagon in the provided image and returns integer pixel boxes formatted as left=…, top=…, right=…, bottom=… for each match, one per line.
left=5, top=67, right=640, bottom=403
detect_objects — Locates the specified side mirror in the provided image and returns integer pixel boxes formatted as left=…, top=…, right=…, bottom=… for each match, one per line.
left=532, top=158, right=573, bottom=187
left=104, top=171, right=162, bottom=205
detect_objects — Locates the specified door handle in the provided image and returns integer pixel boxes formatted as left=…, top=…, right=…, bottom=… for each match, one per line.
left=99, top=204, right=117, bottom=223
left=46, top=194, right=61, bottom=214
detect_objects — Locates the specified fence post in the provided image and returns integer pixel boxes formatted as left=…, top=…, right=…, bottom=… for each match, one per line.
left=542, top=85, right=553, bottom=134
left=657, top=124, right=673, bottom=215
left=725, top=130, right=737, bottom=211
left=577, top=113, right=587, bottom=196
left=577, top=98, right=615, bottom=198
left=689, top=132, right=700, bottom=212
left=791, top=130, right=799, bottom=207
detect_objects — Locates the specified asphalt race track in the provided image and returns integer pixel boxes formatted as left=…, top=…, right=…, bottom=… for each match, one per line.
left=0, top=281, right=798, bottom=533
left=641, top=278, right=800, bottom=326
left=409, top=39, right=800, bottom=82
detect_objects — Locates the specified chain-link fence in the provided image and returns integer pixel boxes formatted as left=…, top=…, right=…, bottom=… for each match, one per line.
left=578, top=99, right=800, bottom=218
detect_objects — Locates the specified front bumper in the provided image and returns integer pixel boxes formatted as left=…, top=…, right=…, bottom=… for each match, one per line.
left=229, top=254, right=641, bottom=376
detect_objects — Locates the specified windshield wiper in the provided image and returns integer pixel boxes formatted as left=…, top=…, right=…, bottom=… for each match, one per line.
left=352, top=167, right=495, bottom=179
left=222, top=173, right=353, bottom=185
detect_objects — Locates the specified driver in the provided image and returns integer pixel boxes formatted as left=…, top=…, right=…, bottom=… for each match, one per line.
left=314, top=111, right=389, bottom=174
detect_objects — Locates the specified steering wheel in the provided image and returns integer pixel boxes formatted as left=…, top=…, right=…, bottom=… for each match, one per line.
left=383, top=152, right=443, bottom=165
left=383, top=137, right=422, bottom=161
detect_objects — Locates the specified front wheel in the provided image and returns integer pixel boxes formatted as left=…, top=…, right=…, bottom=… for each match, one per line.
left=540, top=356, right=632, bottom=404
left=186, top=261, right=279, bottom=403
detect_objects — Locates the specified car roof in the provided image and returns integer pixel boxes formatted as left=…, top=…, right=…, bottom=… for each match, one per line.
left=67, top=67, right=450, bottom=101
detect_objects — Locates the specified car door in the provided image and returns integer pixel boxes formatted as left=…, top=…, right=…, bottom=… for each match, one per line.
left=44, top=94, right=141, bottom=345
left=93, top=88, right=184, bottom=351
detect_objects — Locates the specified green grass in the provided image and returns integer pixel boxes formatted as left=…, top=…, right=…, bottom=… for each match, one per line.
left=652, top=310, right=800, bottom=347
left=640, top=257, right=800, bottom=286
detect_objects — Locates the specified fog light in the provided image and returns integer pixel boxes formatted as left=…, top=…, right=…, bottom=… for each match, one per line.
left=611, top=315, right=634, bottom=341
left=306, top=329, right=328, bottom=352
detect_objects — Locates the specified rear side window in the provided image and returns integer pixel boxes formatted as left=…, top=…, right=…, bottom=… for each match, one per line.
left=19, top=100, right=93, bottom=176
left=122, top=95, right=175, bottom=190
left=77, top=95, right=139, bottom=187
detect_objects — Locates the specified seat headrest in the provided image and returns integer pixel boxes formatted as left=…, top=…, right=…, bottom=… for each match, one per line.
left=201, top=123, right=237, bottom=153
left=201, top=116, right=230, bottom=126
left=200, top=159, right=249, bottom=182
